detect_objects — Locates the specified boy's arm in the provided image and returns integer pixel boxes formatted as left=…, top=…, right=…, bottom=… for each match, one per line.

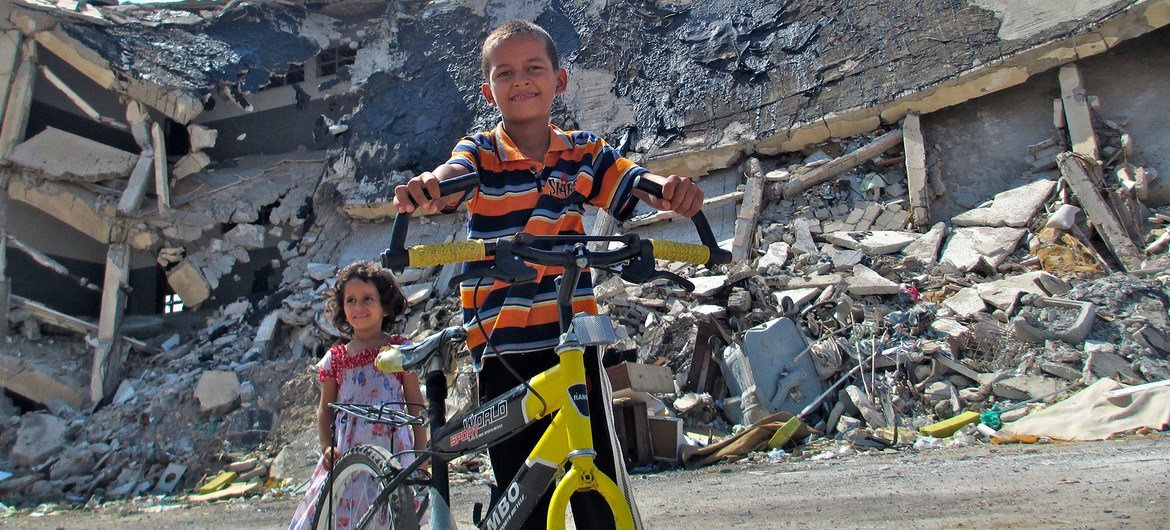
left=393, top=163, right=469, bottom=215
left=631, top=173, right=704, bottom=218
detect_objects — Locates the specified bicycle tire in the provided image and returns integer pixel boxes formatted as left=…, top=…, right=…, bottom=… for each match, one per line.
left=310, top=445, right=426, bottom=530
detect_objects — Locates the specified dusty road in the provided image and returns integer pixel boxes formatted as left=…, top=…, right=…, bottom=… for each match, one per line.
left=4, top=434, right=1167, bottom=529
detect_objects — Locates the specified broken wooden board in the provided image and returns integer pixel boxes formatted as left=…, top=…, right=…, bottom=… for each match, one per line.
left=1056, top=153, right=1144, bottom=272
left=783, top=128, right=903, bottom=198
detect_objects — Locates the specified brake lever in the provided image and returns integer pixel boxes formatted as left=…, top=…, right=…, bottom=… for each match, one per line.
left=446, top=239, right=537, bottom=291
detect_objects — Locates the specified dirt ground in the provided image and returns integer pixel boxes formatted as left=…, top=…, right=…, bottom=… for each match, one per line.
left=3, top=433, right=1166, bottom=529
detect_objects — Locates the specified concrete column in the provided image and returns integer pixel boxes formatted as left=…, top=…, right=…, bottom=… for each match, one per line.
left=0, top=31, right=23, bottom=125
left=0, top=170, right=10, bottom=337
left=90, top=241, right=130, bottom=404
left=0, top=40, right=36, bottom=161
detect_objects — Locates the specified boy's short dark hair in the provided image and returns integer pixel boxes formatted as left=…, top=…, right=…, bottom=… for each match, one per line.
left=326, top=261, right=407, bottom=336
left=480, top=19, right=560, bottom=78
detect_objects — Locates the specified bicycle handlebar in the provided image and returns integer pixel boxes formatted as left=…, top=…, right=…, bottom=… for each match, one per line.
left=381, top=172, right=731, bottom=278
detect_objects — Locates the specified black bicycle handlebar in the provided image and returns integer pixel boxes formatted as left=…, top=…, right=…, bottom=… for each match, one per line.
left=381, top=172, right=731, bottom=275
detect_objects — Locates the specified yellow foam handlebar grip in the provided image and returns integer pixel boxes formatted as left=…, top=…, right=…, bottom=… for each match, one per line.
left=650, top=240, right=710, bottom=264
left=375, top=346, right=404, bottom=373
left=407, top=240, right=487, bottom=267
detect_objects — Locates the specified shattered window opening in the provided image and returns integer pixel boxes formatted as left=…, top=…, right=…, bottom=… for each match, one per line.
left=164, top=293, right=184, bottom=314
left=266, top=63, right=306, bottom=89
left=317, top=45, right=357, bottom=77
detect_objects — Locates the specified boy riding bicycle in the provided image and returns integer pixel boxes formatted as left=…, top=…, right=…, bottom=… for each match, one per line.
left=394, top=19, right=703, bottom=530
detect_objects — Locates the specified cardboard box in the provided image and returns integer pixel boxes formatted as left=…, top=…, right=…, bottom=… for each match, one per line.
left=647, top=416, right=683, bottom=462
left=607, top=362, right=674, bottom=394
left=611, top=398, right=653, bottom=467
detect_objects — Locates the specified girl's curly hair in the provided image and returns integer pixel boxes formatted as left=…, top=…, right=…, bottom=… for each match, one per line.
left=326, top=261, right=407, bottom=336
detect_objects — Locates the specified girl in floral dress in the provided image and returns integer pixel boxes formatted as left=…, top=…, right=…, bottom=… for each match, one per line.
left=289, top=262, right=426, bottom=529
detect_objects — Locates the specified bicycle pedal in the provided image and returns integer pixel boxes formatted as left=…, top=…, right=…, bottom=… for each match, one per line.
left=472, top=501, right=484, bottom=526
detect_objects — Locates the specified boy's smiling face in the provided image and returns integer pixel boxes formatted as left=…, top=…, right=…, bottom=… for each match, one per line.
left=481, top=35, right=567, bottom=127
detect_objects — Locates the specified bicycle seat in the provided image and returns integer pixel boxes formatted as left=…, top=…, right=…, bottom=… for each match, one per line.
left=377, top=326, right=467, bottom=373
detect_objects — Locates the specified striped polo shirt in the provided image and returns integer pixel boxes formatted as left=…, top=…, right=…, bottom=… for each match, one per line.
left=445, top=122, right=645, bottom=363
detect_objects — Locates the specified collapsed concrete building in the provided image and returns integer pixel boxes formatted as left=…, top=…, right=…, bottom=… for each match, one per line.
left=0, top=0, right=1168, bottom=506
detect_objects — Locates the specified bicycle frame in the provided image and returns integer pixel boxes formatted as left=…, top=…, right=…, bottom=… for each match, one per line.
left=359, top=259, right=634, bottom=530
left=350, top=171, right=730, bottom=530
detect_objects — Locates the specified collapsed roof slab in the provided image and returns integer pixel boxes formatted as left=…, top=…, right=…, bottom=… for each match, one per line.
left=8, top=126, right=138, bottom=182
left=7, top=171, right=114, bottom=244
left=14, top=18, right=203, bottom=123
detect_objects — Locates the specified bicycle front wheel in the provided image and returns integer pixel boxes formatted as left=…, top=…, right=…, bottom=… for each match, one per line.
left=311, top=445, right=426, bottom=530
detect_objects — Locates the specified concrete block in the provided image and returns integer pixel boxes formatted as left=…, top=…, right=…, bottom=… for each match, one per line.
left=193, top=370, right=242, bottom=414
left=1085, top=348, right=1138, bottom=382
left=827, top=247, right=864, bottom=270
left=166, top=261, right=211, bottom=309
left=11, top=413, right=67, bottom=466
left=951, top=179, right=1056, bottom=228
left=690, top=275, right=728, bottom=298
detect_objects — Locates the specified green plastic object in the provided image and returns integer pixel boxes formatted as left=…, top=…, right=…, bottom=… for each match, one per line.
left=981, top=407, right=1003, bottom=430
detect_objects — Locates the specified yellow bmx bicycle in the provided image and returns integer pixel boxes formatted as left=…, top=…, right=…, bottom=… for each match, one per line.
left=312, top=173, right=730, bottom=529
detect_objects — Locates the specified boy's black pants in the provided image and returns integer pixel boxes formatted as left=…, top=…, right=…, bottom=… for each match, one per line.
left=478, top=347, right=621, bottom=530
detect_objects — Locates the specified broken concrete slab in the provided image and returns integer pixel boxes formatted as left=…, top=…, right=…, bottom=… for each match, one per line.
left=951, top=179, right=1056, bottom=228
left=1085, top=347, right=1139, bottom=383
left=224, top=223, right=266, bottom=249
left=193, top=370, right=242, bottom=414
left=847, top=264, right=900, bottom=296
left=773, top=287, right=822, bottom=308
left=902, top=222, right=947, bottom=267
left=0, top=346, right=87, bottom=411
left=992, top=375, right=1065, bottom=401
left=975, top=271, right=1071, bottom=311
left=856, top=230, right=920, bottom=256
left=690, top=275, right=728, bottom=298
left=787, top=274, right=844, bottom=290
left=8, top=127, right=138, bottom=182
left=939, top=226, right=1027, bottom=273
left=757, top=241, right=790, bottom=270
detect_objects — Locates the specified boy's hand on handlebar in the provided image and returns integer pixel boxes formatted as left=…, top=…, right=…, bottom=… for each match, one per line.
left=394, top=172, right=448, bottom=215
left=639, top=174, right=703, bottom=218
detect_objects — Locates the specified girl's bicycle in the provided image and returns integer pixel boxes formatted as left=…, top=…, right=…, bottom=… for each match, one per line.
left=312, top=173, right=730, bottom=529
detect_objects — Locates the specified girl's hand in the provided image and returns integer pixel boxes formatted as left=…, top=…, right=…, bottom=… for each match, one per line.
left=322, top=446, right=341, bottom=471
